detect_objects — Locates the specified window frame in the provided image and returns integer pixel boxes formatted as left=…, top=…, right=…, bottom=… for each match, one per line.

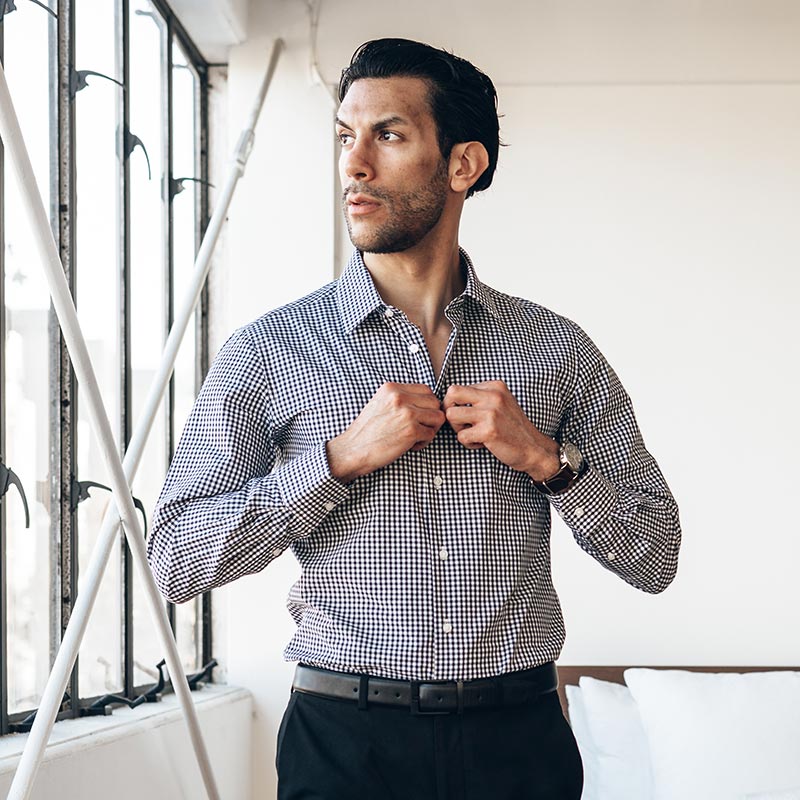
left=0, top=0, right=213, bottom=736
left=0, top=8, right=7, bottom=740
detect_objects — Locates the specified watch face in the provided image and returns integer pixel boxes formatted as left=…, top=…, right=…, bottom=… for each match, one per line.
left=561, top=442, right=583, bottom=472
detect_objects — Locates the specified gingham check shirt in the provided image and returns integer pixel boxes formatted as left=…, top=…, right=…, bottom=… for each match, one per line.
left=149, top=249, right=680, bottom=681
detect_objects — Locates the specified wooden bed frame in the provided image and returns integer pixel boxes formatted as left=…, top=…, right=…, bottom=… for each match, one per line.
left=556, top=665, right=799, bottom=720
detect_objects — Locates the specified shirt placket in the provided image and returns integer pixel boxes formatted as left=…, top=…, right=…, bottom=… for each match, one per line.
left=429, top=303, right=466, bottom=677
left=381, top=303, right=464, bottom=678
left=381, top=305, right=436, bottom=387
left=428, top=442, right=452, bottom=679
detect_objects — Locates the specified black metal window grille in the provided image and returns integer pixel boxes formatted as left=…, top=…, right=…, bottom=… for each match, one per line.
left=0, top=0, right=213, bottom=736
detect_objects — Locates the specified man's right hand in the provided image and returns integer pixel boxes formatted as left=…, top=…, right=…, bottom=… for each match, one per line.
left=326, top=383, right=445, bottom=484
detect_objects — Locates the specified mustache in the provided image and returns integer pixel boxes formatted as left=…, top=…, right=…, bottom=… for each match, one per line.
left=342, top=184, right=391, bottom=203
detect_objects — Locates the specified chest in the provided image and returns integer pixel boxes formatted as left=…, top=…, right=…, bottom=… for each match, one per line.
left=267, top=316, right=571, bottom=459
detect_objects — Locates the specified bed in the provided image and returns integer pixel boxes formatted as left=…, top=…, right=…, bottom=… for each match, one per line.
left=555, top=664, right=800, bottom=800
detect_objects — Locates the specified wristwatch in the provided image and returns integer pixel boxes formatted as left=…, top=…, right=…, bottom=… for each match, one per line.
left=533, top=441, right=586, bottom=496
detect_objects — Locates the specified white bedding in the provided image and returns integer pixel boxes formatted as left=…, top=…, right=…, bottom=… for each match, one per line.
left=565, top=668, right=800, bottom=800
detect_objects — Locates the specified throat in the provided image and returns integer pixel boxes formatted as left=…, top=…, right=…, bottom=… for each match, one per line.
left=422, top=323, right=454, bottom=382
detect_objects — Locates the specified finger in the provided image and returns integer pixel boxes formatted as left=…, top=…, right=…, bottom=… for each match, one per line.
left=443, top=384, right=482, bottom=408
left=410, top=421, right=443, bottom=450
left=456, top=426, right=485, bottom=450
left=414, top=408, right=446, bottom=429
left=406, top=394, right=446, bottom=412
left=379, top=386, right=441, bottom=415
left=445, top=406, right=478, bottom=426
left=444, top=383, right=504, bottom=409
left=445, top=380, right=512, bottom=407
left=394, top=386, right=443, bottom=410
left=395, top=383, right=440, bottom=396
left=379, top=382, right=438, bottom=403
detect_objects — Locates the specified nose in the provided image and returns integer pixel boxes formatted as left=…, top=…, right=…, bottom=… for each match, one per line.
left=341, top=138, right=374, bottom=183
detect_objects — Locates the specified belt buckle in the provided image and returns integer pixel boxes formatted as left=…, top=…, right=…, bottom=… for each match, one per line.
left=410, top=680, right=463, bottom=715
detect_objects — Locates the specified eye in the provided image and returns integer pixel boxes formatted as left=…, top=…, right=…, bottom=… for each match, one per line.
left=378, top=130, right=400, bottom=142
left=337, top=131, right=354, bottom=146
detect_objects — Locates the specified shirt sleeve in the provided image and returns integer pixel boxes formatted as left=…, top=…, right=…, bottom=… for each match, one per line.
left=546, top=323, right=681, bottom=594
left=147, top=326, right=348, bottom=603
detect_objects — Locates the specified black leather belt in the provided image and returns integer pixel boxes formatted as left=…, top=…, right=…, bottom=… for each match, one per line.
left=292, top=662, right=558, bottom=715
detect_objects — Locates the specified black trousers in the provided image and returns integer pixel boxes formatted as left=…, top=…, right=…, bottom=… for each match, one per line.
left=276, top=688, right=583, bottom=800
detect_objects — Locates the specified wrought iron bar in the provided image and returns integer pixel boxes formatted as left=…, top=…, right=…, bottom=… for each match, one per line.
left=0, top=56, right=223, bottom=800
left=1, top=38, right=284, bottom=799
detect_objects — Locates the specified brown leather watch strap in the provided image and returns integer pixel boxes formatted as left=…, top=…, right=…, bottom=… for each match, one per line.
left=532, top=459, right=587, bottom=496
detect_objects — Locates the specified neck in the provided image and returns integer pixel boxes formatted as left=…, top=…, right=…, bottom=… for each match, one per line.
left=363, top=233, right=464, bottom=338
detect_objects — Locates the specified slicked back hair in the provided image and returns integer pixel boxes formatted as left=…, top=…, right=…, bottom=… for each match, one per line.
left=338, top=38, right=500, bottom=198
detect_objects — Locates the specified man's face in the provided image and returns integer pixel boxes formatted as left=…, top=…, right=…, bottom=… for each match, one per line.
left=336, top=77, right=451, bottom=254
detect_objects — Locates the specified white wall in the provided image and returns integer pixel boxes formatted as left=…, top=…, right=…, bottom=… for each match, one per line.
left=212, top=2, right=800, bottom=796
left=468, top=83, right=800, bottom=666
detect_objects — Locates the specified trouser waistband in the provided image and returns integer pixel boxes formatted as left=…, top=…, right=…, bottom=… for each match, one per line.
left=292, top=661, right=559, bottom=715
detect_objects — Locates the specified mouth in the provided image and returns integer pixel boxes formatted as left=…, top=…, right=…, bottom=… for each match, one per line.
left=346, top=193, right=382, bottom=217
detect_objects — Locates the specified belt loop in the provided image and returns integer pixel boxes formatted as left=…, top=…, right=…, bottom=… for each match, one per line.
left=410, top=681, right=421, bottom=715
left=456, top=681, right=464, bottom=715
left=358, top=674, right=369, bottom=711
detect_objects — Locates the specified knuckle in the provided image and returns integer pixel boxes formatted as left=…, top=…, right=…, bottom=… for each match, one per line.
left=388, top=392, right=404, bottom=409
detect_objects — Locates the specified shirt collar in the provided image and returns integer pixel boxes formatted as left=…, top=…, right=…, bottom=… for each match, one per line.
left=336, top=250, right=386, bottom=333
left=336, top=248, right=500, bottom=333
left=455, top=248, right=500, bottom=322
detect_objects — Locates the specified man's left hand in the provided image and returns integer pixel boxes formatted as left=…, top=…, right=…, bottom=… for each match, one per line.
left=443, top=381, right=560, bottom=482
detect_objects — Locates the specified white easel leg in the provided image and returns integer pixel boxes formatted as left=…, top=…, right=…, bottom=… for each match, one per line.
left=0, top=39, right=284, bottom=800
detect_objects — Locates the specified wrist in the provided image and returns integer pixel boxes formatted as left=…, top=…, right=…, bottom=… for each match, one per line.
left=525, top=438, right=561, bottom=483
left=326, top=436, right=366, bottom=484
left=531, top=440, right=586, bottom=495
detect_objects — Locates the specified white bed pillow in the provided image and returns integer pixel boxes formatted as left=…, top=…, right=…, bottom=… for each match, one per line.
left=624, top=668, right=800, bottom=800
left=565, top=684, right=600, bottom=799
left=578, top=676, right=654, bottom=799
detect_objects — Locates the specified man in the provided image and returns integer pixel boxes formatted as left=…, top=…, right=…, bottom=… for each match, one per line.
left=149, top=38, right=681, bottom=800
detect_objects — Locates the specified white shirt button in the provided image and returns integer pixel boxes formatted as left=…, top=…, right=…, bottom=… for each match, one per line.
left=606, top=552, right=616, bottom=561
left=408, top=343, right=420, bottom=354
left=438, top=547, right=449, bottom=561
left=574, top=506, right=585, bottom=519
left=433, top=475, right=444, bottom=488
left=324, top=501, right=335, bottom=511
left=384, top=308, right=394, bottom=319
left=442, top=620, right=453, bottom=634
left=272, top=547, right=283, bottom=558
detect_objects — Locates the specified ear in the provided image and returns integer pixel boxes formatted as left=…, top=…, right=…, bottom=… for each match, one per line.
left=448, top=141, right=490, bottom=194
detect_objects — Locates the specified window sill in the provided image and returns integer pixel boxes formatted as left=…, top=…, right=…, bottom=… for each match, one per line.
left=0, top=684, right=250, bottom=774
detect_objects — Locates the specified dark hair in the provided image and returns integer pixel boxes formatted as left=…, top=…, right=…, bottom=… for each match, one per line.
left=338, top=38, right=500, bottom=198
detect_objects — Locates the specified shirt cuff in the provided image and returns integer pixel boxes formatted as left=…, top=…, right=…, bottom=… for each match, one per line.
left=274, top=443, right=349, bottom=536
left=546, top=465, right=617, bottom=534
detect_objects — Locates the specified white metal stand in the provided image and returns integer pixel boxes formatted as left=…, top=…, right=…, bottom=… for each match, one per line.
left=0, top=38, right=284, bottom=800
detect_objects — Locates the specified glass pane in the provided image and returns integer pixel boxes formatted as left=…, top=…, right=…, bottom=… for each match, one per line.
left=75, top=0, right=123, bottom=698
left=129, top=0, right=168, bottom=687
left=3, top=1, right=55, bottom=714
left=171, top=41, right=201, bottom=672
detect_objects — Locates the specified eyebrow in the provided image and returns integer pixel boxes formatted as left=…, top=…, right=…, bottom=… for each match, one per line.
left=335, top=115, right=410, bottom=132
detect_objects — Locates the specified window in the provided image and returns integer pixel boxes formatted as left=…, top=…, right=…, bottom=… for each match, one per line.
left=0, top=0, right=212, bottom=735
